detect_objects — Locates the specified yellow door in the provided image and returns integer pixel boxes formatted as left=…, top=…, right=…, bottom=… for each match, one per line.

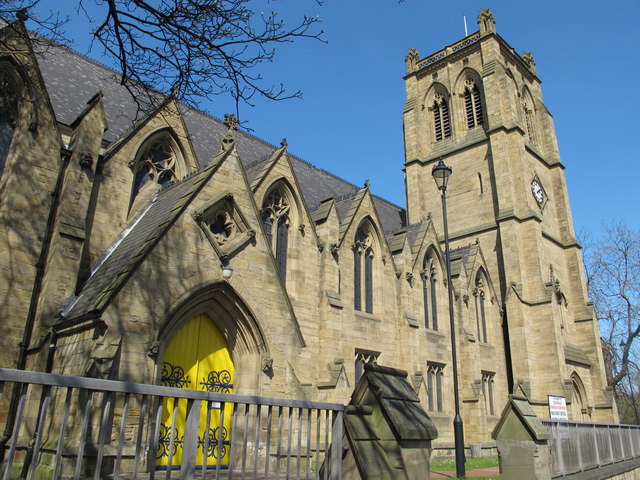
left=156, top=314, right=234, bottom=470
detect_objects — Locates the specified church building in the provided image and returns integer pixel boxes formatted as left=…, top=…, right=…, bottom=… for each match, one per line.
left=0, top=9, right=616, bottom=456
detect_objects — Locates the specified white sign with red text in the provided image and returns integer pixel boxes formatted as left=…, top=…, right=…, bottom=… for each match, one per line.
left=548, top=395, right=568, bottom=420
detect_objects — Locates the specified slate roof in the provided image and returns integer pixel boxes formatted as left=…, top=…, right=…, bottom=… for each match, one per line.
left=36, top=42, right=406, bottom=233
left=449, top=243, right=479, bottom=278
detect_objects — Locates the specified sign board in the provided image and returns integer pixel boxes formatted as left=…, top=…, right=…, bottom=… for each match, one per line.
left=548, top=395, right=568, bottom=420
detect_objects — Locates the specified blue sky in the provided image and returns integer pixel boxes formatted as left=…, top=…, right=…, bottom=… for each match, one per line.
left=35, top=0, right=640, bottom=236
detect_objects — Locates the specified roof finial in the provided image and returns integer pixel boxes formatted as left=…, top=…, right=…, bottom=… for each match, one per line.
left=477, top=9, right=496, bottom=36
left=280, top=138, right=288, bottom=148
left=364, top=179, right=370, bottom=189
left=223, top=113, right=239, bottom=133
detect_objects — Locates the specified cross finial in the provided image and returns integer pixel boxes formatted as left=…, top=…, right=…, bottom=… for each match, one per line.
left=364, top=180, right=370, bottom=188
left=223, top=114, right=239, bottom=133
left=281, top=138, right=288, bottom=148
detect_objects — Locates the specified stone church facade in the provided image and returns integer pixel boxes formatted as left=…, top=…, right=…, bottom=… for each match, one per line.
left=0, top=9, right=615, bottom=454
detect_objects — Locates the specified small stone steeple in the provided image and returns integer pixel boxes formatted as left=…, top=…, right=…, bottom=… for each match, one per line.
left=477, top=9, right=496, bottom=36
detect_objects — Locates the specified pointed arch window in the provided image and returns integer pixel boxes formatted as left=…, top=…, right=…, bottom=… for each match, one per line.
left=0, top=70, right=19, bottom=180
left=482, top=371, right=495, bottom=415
left=427, top=362, right=444, bottom=412
left=354, top=227, right=374, bottom=314
left=523, top=99, right=537, bottom=145
left=432, top=92, right=451, bottom=142
left=474, top=271, right=488, bottom=343
left=131, top=135, right=182, bottom=204
left=262, top=189, right=290, bottom=281
left=422, top=252, right=439, bottom=330
left=464, top=78, right=484, bottom=129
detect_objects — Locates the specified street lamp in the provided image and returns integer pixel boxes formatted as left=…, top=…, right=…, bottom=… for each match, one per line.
left=432, top=158, right=466, bottom=478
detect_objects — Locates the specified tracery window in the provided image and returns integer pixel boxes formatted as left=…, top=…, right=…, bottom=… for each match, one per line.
left=482, top=371, right=495, bottom=415
left=262, top=189, right=289, bottom=281
left=353, top=227, right=374, bottom=313
left=463, top=78, right=484, bottom=129
left=432, top=92, right=451, bottom=142
left=131, top=136, right=179, bottom=201
left=427, top=362, right=444, bottom=412
left=422, top=252, right=439, bottom=330
left=355, top=349, right=379, bottom=384
left=0, top=70, right=19, bottom=180
left=474, top=271, right=488, bottom=343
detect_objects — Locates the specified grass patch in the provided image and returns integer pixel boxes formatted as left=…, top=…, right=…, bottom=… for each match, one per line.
left=430, top=455, right=499, bottom=471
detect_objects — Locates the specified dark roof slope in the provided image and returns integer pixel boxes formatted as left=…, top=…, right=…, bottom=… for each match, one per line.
left=36, top=42, right=406, bottom=233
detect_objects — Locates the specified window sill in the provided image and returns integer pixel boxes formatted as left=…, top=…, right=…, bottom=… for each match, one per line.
left=355, top=311, right=381, bottom=322
left=426, top=329, right=446, bottom=340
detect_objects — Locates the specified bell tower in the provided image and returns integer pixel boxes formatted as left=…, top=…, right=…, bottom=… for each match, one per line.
left=402, top=9, right=615, bottom=421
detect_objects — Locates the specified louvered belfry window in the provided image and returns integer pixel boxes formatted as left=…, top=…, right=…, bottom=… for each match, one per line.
left=433, top=92, right=451, bottom=142
left=354, top=227, right=374, bottom=314
left=464, top=78, right=484, bottom=129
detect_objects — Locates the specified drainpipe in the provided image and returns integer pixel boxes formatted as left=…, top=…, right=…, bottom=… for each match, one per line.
left=0, top=146, right=71, bottom=462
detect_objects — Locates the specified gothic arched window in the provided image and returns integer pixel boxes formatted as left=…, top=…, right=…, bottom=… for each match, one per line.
left=0, top=69, right=19, bottom=180
left=522, top=89, right=537, bottom=145
left=422, top=251, right=439, bottom=330
left=131, top=134, right=182, bottom=206
left=354, top=226, right=374, bottom=314
left=463, top=78, right=484, bottom=129
left=474, top=270, right=488, bottom=343
left=262, top=189, right=290, bottom=281
left=432, top=92, right=451, bottom=142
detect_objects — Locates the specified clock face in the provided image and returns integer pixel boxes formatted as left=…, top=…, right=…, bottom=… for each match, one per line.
left=531, top=179, right=545, bottom=205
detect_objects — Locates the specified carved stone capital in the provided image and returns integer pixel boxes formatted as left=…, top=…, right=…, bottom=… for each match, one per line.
left=79, top=153, right=93, bottom=168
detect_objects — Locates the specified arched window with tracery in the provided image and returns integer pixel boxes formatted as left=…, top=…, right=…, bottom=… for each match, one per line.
left=422, top=250, right=439, bottom=330
left=474, top=270, right=488, bottom=343
left=432, top=92, right=451, bottom=142
left=463, top=77, right=484, bottom=129
left=0, top=69, right=19, bottom=180
left=130, top=134, right=186, bottom=210
left=261, top=188, right=290, bottom=281
left=353, top=225, right=374, bottom=314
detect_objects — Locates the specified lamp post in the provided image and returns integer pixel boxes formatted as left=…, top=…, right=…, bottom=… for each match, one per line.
left=432, top=158, right=466, bottom=478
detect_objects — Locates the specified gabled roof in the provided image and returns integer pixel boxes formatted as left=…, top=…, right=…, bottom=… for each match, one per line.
left=60, top=143, right=232, bottom=321
left=35, top=41, right=407, bottom=234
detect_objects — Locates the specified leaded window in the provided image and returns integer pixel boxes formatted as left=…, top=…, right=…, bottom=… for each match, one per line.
left=474, top=272, right=488, bottom=343
left=354, top=227, right=374, bottom=313
left=427, top=362, right=444, bottom=412
left=433, top=92, right=451, bottom=142
left=422, top=253, right=438, bottom=330
left=463, top=78, right=484, bottom=129
left=262, top=189, right=290, bottom=281
left=355, top=349, right=379, bottom=384
left=132, top=137, right=179, bottom=200
left=482, top=371, right=495, bottom=415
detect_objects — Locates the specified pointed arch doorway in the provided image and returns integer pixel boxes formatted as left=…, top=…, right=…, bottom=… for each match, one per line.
left=156, top=314, right=234, bottom=470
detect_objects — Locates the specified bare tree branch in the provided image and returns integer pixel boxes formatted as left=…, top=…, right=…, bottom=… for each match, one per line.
left=583, top=222, right=640, bottom=391
left=0, top=0, right=325, bottom=119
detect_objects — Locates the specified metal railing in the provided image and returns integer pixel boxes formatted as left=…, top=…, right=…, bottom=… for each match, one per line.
left=541, top=418, right=640, bottom=477
left=0, top=368, right=344, bottom=479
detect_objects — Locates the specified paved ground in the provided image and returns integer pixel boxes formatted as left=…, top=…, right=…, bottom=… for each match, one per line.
left=431, top=466, right=500, bottom=478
